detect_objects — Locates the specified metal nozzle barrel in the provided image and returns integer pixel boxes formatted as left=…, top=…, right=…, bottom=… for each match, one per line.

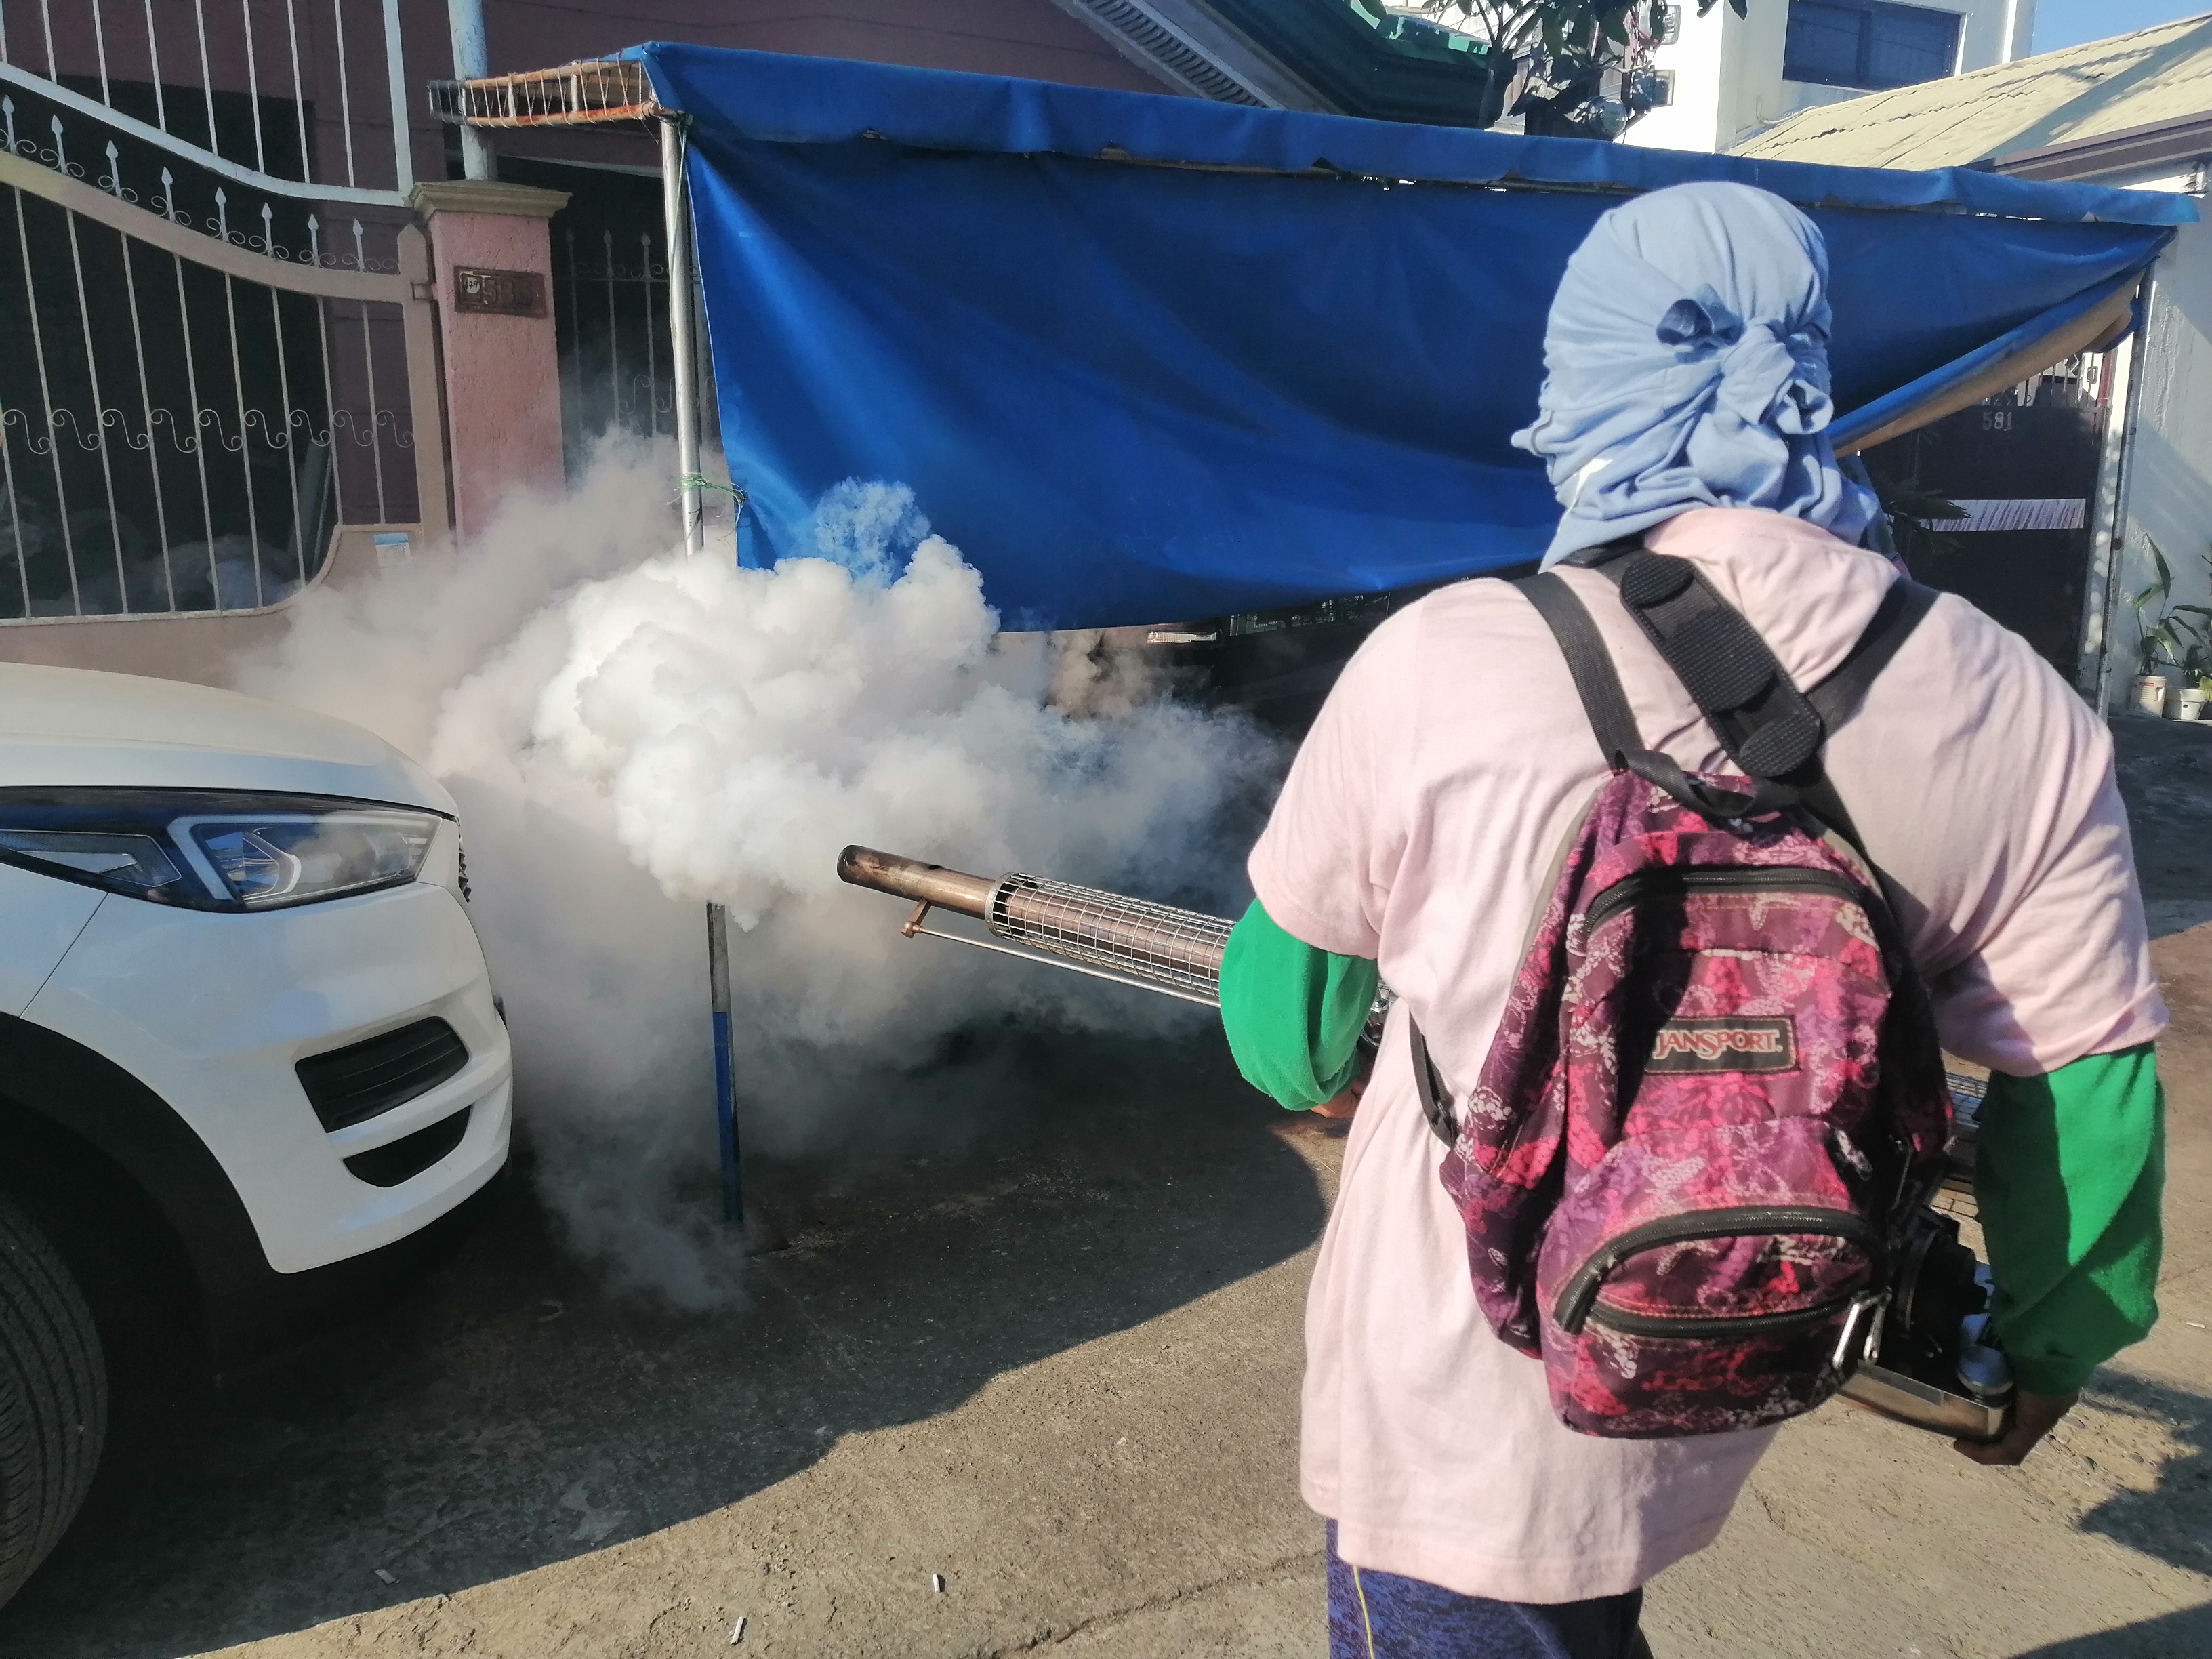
left=836, top=845, right=998, bottom=918
left=838, top=844, right=1232, bottom=1002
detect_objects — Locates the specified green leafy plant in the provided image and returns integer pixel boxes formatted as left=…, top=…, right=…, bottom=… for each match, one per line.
left=1870, top=475, right=1968, bottom=570
left=2128, top=538, right=2212, bottom=682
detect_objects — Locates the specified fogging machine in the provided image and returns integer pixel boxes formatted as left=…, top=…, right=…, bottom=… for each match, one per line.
left=837, top=844, right=2012, bottom=1443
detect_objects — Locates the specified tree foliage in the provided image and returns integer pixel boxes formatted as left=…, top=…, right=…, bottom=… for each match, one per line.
left=1389, top=1, right=1754, bottom=138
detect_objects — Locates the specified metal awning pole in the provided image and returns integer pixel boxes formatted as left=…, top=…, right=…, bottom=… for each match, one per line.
left=705, top=901, right=744, bottom=1231
left=661, top=112, right=742, bottom=1231
left=662, top=114, right=705, bottom=557
left=2083, top=312, right=2148, bottom=716
left=445, top=0, right=495, bottom=178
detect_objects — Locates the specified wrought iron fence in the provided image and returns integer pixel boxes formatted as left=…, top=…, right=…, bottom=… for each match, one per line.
left=0, top=1, right=443, bottom=625
left=0, top=167, right=421, bottom=621
left=0, top=0, right=413, bottom=197
left=559, top=218, right=672, bottom=462
left=0, top=1, right=421, bottom=277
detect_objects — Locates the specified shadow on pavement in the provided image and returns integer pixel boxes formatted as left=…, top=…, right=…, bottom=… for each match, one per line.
left=0, top=1030, right=1326, bottom=1658
left=2007, top=1601, right=2212, bottom=1657
left=2076, top=1373, right=2212, bottom=1577
left=2114, top=714, right=2212, bottom=920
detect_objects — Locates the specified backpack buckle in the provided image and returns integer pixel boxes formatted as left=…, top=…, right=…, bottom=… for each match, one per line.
left=1409, top=1017, right=1457, bottom=1147
left=1621, top=748, right=1801, bottom=823
left=1831, top=1288, right=1891, bottom=1372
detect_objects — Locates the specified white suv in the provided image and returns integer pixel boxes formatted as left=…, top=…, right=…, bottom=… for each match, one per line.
left=0, top=662, right=511, bottom=1603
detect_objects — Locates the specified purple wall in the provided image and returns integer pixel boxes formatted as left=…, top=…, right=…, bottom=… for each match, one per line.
left=478, top=0, right=1170, bottom=92
left=14, top=0, right=1176, bottom=194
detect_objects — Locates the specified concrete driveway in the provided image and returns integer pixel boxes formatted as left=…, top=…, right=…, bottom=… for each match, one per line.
left=1, top=720, right=2207, bottom=1658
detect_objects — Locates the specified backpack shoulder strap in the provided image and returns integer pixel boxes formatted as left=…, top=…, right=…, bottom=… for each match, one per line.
left=1414, top=569, right=1937, bottom=1148
left=1414, top=569, right=1637, bottom=1149
left=1593, top=552, right=1824, bottom=783
left=1411, top=1020, right=1456, bottom=1147
left=1797, top=578, right=1940, bottom=854
left=1806, top=578, right=1940, bottom=731
left=1515, top=571, right=1641, bottom=770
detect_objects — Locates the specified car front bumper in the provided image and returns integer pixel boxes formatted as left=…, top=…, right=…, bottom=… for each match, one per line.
left=22, top=855, right=512, bottom=1276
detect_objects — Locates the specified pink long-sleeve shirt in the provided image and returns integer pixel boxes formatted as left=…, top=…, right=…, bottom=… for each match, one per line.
left=1248, top=508, right=2164, bottom=1603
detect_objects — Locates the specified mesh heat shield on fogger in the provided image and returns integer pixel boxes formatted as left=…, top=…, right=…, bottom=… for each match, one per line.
left=834, top=844, right=1237, bottom=1005
left=836, top=844, right=2013, bottom=1443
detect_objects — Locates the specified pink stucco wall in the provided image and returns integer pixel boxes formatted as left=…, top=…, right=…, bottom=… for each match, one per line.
left=418, top=193, right=568, bottom=539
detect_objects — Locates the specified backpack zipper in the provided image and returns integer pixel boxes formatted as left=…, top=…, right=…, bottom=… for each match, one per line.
left=1584, top=1298, right=1861, bottom=1340
left=1553, top=1204, right=1885, bottom=1336
left=1582, top=867, right=1862, bottom=937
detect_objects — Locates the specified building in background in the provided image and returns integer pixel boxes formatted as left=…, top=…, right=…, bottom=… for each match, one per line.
left=1628, top=0, right=2034, bottom=153
left=0, top=0, right=2175, bottom=703
left=0, top=0, right=1524, bottom=690
left=1730, top=9, right=2208, bottom=173
left=1732, top=16, right=2212, bottom=708
left=0, top=0, right=1221, bottom=687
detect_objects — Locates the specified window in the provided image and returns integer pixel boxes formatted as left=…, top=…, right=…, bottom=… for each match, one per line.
left=1633, top=68, right=1677, bottom=110
left=1784, top=0, right=1962, bottom=91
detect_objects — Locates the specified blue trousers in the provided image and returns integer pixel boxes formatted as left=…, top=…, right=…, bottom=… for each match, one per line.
left=1326, top=1524, right=1652, bottom=1659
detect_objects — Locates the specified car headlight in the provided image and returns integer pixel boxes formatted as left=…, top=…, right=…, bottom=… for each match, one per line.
left=0, top=790, right=445, bottom=912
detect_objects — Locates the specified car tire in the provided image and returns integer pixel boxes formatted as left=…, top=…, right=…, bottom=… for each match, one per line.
left=0, top=1190, right=106, bottom=1607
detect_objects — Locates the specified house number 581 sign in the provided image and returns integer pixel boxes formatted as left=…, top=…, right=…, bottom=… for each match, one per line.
left=453, top=268, right=546, bottom=317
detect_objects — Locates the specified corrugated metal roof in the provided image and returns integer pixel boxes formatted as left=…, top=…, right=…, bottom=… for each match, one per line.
left=1732, top=15, right=2212, bottom=170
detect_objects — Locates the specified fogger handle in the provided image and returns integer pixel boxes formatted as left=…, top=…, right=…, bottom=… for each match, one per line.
left=836, top=845, right=998, bottom=918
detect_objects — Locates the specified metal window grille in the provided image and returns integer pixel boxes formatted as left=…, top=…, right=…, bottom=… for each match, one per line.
left=497, top=159, right=678, bottom=480
left=558, top=215, right=671, bottom=470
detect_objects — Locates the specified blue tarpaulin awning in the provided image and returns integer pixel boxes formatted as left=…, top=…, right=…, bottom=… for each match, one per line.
left=634, top=43, right=2190, bottom=630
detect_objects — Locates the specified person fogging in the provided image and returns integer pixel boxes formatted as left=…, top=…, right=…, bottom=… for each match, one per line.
left=1216, top=182, right=2165, bottom=1658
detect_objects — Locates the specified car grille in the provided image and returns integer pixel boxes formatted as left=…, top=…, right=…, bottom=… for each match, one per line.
left=343, top=1107, right=472, bottom=1188
left=297, top=1018, right=469, bottom=1132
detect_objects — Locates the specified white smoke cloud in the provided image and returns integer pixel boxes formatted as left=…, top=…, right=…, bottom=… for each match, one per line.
left=239, top=445, right=1278, bottom=1307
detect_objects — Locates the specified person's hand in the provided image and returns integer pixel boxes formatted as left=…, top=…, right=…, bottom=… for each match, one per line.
left=1311, top=1073, right=1367, bottom=1120
left=1954, top=1389, right=2078, bottom=1466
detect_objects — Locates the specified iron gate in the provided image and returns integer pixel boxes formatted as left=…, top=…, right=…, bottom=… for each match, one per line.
left=0, top=0, right=442, bottom=624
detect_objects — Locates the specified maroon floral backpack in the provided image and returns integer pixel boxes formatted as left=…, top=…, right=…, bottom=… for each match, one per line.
left=1416, top=550, right=1953, bottom=1438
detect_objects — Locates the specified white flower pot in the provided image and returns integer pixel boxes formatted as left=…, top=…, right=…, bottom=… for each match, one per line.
left=2137, top=674, right=2171, bottom=714
left=2173, top=685, right=2209, bottom=722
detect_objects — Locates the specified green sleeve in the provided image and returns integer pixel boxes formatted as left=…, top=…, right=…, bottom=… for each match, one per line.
left=1217, top=899, right=1380, bottom=1111
left=1976, top=1042, right=2164, bottom=1395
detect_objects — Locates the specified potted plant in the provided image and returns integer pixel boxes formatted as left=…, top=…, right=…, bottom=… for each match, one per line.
left=2128, top=540, right=2212, bottom=716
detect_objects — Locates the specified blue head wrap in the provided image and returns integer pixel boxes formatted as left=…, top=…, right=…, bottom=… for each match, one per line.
left=1512, top=181, right=1880, bottom=568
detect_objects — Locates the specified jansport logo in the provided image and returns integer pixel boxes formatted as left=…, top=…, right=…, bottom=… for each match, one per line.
left=1646, top=1017, right=1796, bottom=1073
